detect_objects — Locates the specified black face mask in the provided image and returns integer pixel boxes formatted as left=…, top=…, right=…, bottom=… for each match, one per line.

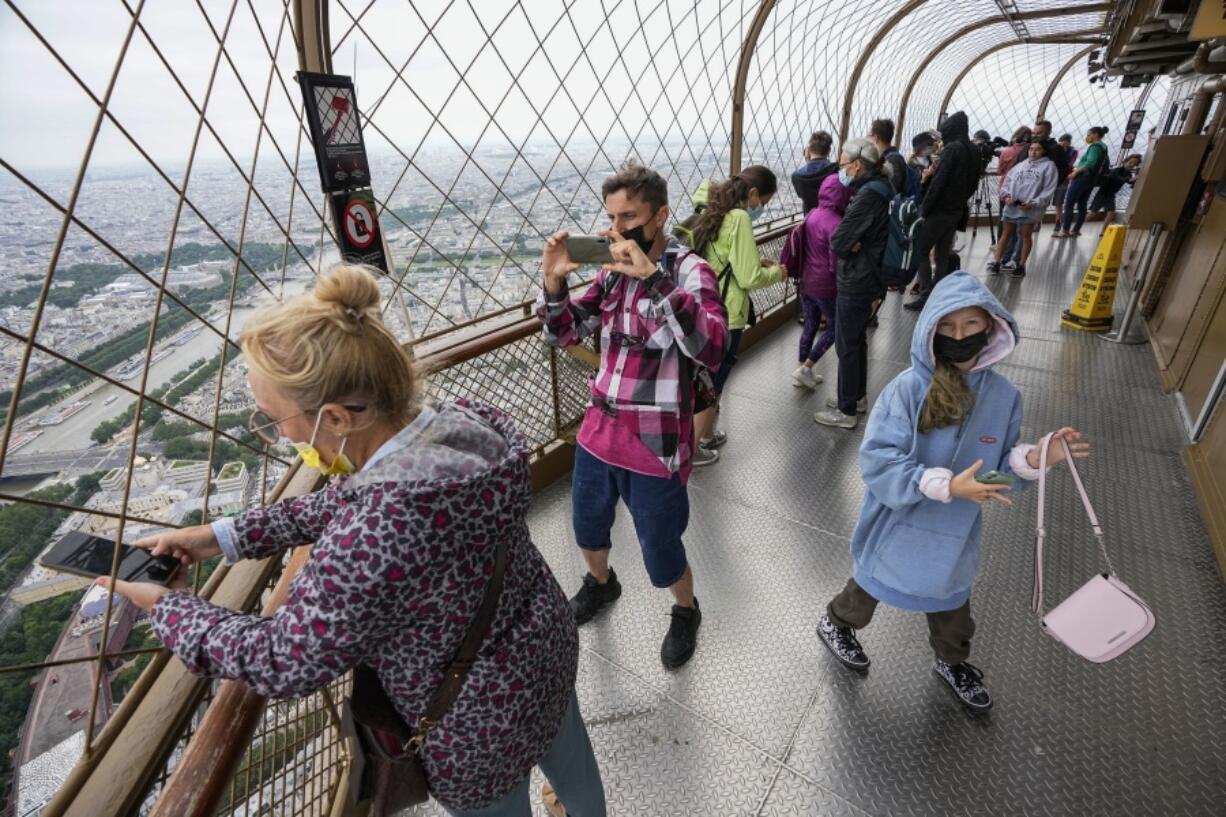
left=620, top=214, right=659, bottom=255
left=934, top=328, right=990, bottom=363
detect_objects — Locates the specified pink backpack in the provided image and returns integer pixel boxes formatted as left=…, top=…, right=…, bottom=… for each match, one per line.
left=1032, top=433, right=1155, bottom=662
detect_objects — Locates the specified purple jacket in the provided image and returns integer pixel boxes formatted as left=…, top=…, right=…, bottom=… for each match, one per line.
left=150, top=401, right=577, bottom=811
left=801, top=173, right=854, bottom=300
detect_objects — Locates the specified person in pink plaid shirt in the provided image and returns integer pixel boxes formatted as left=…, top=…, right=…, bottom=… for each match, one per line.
left=535, top=162, right=727, bottom=669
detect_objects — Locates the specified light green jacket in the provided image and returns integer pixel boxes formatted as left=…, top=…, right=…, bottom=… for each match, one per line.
left=682, top=180, right=779, bottom=330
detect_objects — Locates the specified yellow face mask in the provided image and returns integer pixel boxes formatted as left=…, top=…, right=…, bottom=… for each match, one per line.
left=292, top=411, right=356, bottom=476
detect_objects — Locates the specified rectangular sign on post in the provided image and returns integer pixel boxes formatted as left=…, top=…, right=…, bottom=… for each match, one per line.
left=1120, top=109, right=1146, bottom=151
left=296, top=71, right=372, bottom=193
left=330, top=189, right=388, bottom=271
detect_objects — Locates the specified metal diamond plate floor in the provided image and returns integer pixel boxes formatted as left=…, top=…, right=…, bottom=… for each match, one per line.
left=401, top=230, right=1226, bottom=817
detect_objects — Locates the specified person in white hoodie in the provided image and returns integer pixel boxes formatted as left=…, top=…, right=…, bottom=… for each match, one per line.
left=987, top=140, right=1057, bottom=279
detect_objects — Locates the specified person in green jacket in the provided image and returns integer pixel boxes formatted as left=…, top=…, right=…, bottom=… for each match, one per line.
left=1055, top=125, right=1110, bottom=238
left=677, top=166, right=787, bottom=465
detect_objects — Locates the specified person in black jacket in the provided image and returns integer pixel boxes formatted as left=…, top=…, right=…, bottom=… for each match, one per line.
left=792, top=130, right=837, bottom=212
left=905, top=111, right=980, bottom=312
left=868, top=118, right=911, bottom=197
left=815, top=139, right=893, bottom=430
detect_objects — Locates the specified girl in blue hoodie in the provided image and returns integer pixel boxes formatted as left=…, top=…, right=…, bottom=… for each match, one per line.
left=816, top=272, right=1088, bottom=710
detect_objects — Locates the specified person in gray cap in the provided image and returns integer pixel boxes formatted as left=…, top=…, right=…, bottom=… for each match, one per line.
left=815, top=138, right=893, bottom=430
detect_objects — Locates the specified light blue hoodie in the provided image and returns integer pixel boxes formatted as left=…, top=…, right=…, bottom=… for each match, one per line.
left=850, top=272, right=1027, bottom=612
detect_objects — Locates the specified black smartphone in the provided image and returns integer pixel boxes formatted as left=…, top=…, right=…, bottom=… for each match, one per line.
left=40, top=531, right=181, bottom=585
left=564, top=234, right=614, bottom=265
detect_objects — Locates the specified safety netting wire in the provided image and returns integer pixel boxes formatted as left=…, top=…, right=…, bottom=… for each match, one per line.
left=946, top=41, right=1095, bottom=146
left=738, top=0, right=914, bottom=221
left=334, top=0, right=759, bottom=339
left=0, top=0, right=334, bottom=804
left=1043, top=57, right=1170, bottom=160
left=844, top=0, right=991, bottom=146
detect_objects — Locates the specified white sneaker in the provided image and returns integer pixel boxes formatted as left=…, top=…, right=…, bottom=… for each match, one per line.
left=814, top=409, right=858, bottom=429
left=792, top=365, right=822, bottom=389
left=825, top=396, right=867, bottom=414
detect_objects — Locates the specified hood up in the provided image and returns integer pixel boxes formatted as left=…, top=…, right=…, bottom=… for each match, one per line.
left=912, top=272, right=1020, bottom=378
left=818, top=172, right=853, bottom=214
left=939, top=110, right=970, bottom=143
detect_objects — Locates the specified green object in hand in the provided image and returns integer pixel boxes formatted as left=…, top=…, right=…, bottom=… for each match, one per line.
left=976, top=470, right=1016, bottom=486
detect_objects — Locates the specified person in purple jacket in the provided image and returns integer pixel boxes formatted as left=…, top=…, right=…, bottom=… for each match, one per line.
left=792, top=172, right=855, bottom=390
left=101, top=265, right=606, bottom=817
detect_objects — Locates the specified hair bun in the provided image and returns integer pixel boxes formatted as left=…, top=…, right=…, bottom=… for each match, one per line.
left=314, top=265, right=381, bottom=323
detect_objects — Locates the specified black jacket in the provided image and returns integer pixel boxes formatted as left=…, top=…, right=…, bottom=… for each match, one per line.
left=792, top=159, right=838, bottom=212
left=881, top=146, right=909, bottom=196
left=1040, top=138, right=1070, bottom=178
left=922, top=111, right=980, bottom=219
left=832, top=173, right=893, bottom=299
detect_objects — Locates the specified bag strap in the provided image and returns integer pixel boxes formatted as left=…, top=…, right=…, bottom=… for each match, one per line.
left=384, top=535, right=510, bottom=753
left=1032, top=433, right=1114, bottom=616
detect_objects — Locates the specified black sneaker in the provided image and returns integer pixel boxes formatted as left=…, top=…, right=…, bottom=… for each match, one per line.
left=1009, top=263, right=1026, bottom=279
left=903, top=297, right=927, bottom=312
left=660, top=599, right=701, bottom=669
left=816, top=613, right=870, bottom=671
left=569, top=570, right=622, bottom=625
left=933, top=660, right=993, bottom=710
left=986, top=261, right=1001, bottom=275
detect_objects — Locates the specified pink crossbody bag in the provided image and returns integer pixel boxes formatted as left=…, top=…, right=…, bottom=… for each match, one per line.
left=1032, top=433, right=1155, bottom=662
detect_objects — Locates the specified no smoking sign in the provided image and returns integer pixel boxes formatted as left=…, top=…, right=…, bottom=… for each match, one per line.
left=330, top=189, right=388, bottom=272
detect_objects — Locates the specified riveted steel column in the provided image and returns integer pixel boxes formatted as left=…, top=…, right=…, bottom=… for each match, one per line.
left=896, top=5, right=1110, bottom=138
left=730, top=0, right=779, bottom=175
left=838, top=0, right=929, bottom=147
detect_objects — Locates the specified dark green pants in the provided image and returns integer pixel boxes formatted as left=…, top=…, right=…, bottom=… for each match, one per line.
left=827, top=578, right=975, bottom=663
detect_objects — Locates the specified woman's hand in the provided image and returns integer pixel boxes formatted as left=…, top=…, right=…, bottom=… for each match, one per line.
left=95, top=569, right=186, bottom=613
left=134, top=524, right=221, bottom=567
left=949, top=459, right=1013, bottom=506
left=1026, top=427, right=1090, bottom=469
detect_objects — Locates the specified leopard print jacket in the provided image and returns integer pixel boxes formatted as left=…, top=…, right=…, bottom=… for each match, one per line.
left=150, top=401, right=579, bottom=810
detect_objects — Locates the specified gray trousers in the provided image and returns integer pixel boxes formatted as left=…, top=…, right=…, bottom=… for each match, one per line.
left=827, top=578, right=975, bottom=663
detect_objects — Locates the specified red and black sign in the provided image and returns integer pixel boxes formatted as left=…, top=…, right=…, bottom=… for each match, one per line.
left=330, top=189, right=388, bottom=271
left=1120, top=109, right=1146, bottom=151
left=297, top=71, right=372, bottom=193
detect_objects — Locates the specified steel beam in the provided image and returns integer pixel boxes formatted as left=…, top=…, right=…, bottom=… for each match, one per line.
left=730, top=0, right=779, bottom=175
left=1036, top=43, right=1099, bottom=120
left=896, top=4, right=1110, bottom=138
left=838, top=0, right=929, bottom=147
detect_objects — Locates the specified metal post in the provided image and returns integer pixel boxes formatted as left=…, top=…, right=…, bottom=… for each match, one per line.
left=1101, top=223, right=1163, bottom=344
left=729, top=0, right=779, bottom=176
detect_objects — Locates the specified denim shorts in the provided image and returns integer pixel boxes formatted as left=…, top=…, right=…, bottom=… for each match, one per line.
left=570, top=445, right=689, bottom=588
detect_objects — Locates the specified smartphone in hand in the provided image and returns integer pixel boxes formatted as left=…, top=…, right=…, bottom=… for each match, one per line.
left=40, top=531, right=182, bottom=585
left=975, top=470, right=1016, bottom=486
left=564, top=235, right=614, bottom=266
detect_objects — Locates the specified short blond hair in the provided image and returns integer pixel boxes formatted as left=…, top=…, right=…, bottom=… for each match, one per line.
left=240, top=265, right=419, bottom=424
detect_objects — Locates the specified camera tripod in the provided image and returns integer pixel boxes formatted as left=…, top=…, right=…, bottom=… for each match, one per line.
left=970, top=172, right=997, bottom=244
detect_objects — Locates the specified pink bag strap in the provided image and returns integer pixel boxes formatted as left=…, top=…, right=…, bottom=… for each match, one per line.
left=1032, top=432, right=1114, bottom=616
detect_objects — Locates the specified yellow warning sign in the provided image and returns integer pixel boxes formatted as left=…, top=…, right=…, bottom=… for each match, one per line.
left=1062, top=225, right=1126, bottom=333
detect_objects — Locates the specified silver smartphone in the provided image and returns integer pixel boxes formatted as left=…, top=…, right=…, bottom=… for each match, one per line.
left=564, top=234, right=614, bottom=265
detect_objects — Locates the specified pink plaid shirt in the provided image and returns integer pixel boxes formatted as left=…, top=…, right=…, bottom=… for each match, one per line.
left=536, top=248, right=728, bottom=482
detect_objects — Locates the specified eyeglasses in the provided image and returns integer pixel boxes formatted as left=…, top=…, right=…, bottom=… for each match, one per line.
left=247, top=405, right=366, bottom=446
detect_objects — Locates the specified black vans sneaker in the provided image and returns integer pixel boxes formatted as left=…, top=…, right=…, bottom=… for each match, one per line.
left=569, top=570, right=622, bottom=625
left=986, top=261, right=1001, bottom=275
left=816, top=613, right=870, bottom=671
left=1009, top=263, right=1026, bottom=279
left=660, top=599, right=701, bottom=669
left=933, top=659, right=993, bottom=710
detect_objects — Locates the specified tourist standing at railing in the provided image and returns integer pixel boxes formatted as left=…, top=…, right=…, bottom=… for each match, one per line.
left=1031, top=120, right=1069, bottom=222
left=868, top=118, right=918, bottom=199
left=987, top=140, right=1058, bottom=279
left=813, top=139, right=891, bottom=431
left=536, top=162, right=727, bottom=670
left=1090, top=153, right=1142, bottom=234
left=905, top=111, right=981, bottom=313
left=1055, top=126, right=1111, bottom=238
left=102, top=265, right=607, bottom=817
left=816, top=272, right=1089, bottom=711
left=681, top=165, right=787, bottom=463
left=792, top=130, right=837, bottom=212
left=1051, top=132, right=1079, bottom=228
left=791, top=172, right=855, bottom=390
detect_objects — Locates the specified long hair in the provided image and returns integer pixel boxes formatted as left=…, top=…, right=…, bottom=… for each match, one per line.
left=681, top=165, right=777, bottom=255
left=919, top=358, right=976, bottom=433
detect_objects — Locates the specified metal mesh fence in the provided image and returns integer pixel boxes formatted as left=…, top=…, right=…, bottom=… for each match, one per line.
left=0, top=1, right=1156, bottom=814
